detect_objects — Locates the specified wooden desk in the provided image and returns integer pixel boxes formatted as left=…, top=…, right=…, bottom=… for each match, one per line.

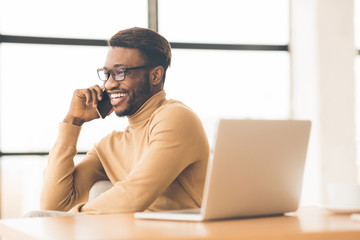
left=0, top=207, right=360, bottom=240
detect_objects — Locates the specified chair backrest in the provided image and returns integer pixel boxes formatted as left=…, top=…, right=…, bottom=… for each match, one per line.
left=88, top=180, right=113, bottom=200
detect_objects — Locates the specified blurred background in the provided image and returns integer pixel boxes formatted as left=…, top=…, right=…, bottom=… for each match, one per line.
left=0, top=0, right=359, bottom=218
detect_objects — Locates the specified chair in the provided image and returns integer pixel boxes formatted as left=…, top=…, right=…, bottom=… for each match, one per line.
left=88, top=180, right=113, bottom=201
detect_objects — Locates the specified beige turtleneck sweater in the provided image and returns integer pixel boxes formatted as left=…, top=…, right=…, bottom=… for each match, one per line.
left=40, top=91, right=210, bottom=214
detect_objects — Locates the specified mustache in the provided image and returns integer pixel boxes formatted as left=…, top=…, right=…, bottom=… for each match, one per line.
left=106, top=88, right=129, bottom=94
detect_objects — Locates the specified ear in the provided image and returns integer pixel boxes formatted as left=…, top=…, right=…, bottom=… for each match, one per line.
left=149, top=66, right=164, bottom=86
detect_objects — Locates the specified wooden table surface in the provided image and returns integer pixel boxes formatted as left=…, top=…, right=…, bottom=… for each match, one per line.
left=0, top=207, right=360, bottom=240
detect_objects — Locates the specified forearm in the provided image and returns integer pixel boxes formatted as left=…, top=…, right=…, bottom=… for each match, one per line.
left=40, top=123, right=83, bottom=211
left=68, top=176, right=162, bottom=214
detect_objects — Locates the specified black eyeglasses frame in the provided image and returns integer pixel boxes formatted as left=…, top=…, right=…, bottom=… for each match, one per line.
left=97, top=65, right=155, bottom=82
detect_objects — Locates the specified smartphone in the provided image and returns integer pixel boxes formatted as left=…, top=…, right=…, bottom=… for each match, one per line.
left=96, top=91, right=113, bottom=119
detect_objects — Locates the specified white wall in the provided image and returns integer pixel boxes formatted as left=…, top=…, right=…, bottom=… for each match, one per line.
left=291, top=0, right=358, bottom=205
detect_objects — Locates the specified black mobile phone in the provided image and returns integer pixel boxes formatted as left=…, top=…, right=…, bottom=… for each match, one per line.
left=96, top=91, right=113, bottom=119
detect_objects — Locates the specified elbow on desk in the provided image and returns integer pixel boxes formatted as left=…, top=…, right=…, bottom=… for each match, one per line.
left=40, top=194, right=75, bottom=212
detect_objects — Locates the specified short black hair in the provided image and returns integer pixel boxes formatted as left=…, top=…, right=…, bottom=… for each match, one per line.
left=108, top=27, right=172, bottom=82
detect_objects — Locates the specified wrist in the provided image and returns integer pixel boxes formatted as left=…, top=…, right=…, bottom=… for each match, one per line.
left=63, top=115, right=85, bottom=126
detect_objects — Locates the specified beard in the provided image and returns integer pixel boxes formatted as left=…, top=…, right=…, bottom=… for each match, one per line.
left=115, top=72, right=151, bottom=117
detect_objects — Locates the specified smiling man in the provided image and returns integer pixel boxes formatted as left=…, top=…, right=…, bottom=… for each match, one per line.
left=39, top=27, right=210, bottom=215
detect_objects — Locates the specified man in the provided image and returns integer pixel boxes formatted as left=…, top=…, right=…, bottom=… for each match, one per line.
left=39, top=27, right=210, bottom=214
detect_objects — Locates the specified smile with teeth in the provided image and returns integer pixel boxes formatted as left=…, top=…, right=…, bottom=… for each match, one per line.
left=110, top=92, right=127, bottom=99
left=109, top=92, right=128, bottom=105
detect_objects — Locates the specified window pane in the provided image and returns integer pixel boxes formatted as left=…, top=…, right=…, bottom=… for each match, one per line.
left=158, top=0, right=289, bottom=44
left=355, top=56, right=360, bottom=164
left=165, top=49, right=290, bottom=145
left=355, top=0, right=360, bottom=49
left=0, top=44, right=128, bottom=152
left=0, top=0, right=147, bottom=39
left=0, top=156, right=46, bottom=218
left=0, top=155, right=84, bottom=218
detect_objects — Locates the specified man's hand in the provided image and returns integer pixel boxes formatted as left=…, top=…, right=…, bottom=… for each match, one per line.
left=63, top=85, right=104, bottom=126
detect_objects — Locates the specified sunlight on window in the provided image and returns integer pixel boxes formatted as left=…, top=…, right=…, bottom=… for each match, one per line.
left=355, top=0, right=360, bottom=165
left=0, top=44, right=127, bottom=152
left=0, top=156, right=46, bottom=218
left=355, top=0, right=360, bottom=49
left=0, top=0, right=148, bottom=39
left=0, top=155, right=84, bottom=218
left=166, top=49, right=290, bottom=145
left=159, top=0, right=289, bottom=44
left=356, top=56, right=360, bottom=164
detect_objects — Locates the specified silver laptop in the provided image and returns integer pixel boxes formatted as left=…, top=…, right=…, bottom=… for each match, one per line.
left=134, top=119, right=311, bottom=221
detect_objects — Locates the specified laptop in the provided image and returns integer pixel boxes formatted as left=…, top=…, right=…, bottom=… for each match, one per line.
left=134, top=119, right=311, bottom=221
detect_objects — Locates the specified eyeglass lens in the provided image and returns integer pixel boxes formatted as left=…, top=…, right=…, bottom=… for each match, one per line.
left=98, top=67, right=125, bottom=81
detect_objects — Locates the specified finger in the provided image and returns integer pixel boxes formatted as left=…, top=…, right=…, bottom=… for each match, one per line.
left=89, top=88, right=98, bottom=107
left=90, top=85, right=103, bottom=101
left=81, top=89, right=92, bottom=106
left=95, top=85, right=104, bottom=101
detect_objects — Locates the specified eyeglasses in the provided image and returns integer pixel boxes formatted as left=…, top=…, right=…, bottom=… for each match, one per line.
left=97, top=65, right=153, bottom=82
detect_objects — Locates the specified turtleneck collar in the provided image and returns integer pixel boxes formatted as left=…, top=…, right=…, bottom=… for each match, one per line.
left=127, top=90, right=166, bottom=126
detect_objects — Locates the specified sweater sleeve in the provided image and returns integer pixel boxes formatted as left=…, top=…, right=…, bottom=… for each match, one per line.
left=40, top=123, right=108, bottom=211
left=69, top=105, right=209, bottom=214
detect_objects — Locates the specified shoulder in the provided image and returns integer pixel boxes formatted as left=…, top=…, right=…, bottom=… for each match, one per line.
left=95, top=130, right=124, bottom=148
left=148, top=99, right=209, bottom=158
left=147, top=99, right=208, bottom=147
left=150, top=99, right=202, bottom=129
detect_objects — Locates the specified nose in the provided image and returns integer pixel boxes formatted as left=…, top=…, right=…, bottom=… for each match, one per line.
left=104, top=75, right=119, bottom=90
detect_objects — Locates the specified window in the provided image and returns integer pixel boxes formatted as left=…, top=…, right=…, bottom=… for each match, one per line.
left=0, top=0, right=148, bottom=38
left=159, top=0, right=290, bottom=145
left=165, top=49, right=290, bottom=144
left=158, top=0, right=289, bottom=44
